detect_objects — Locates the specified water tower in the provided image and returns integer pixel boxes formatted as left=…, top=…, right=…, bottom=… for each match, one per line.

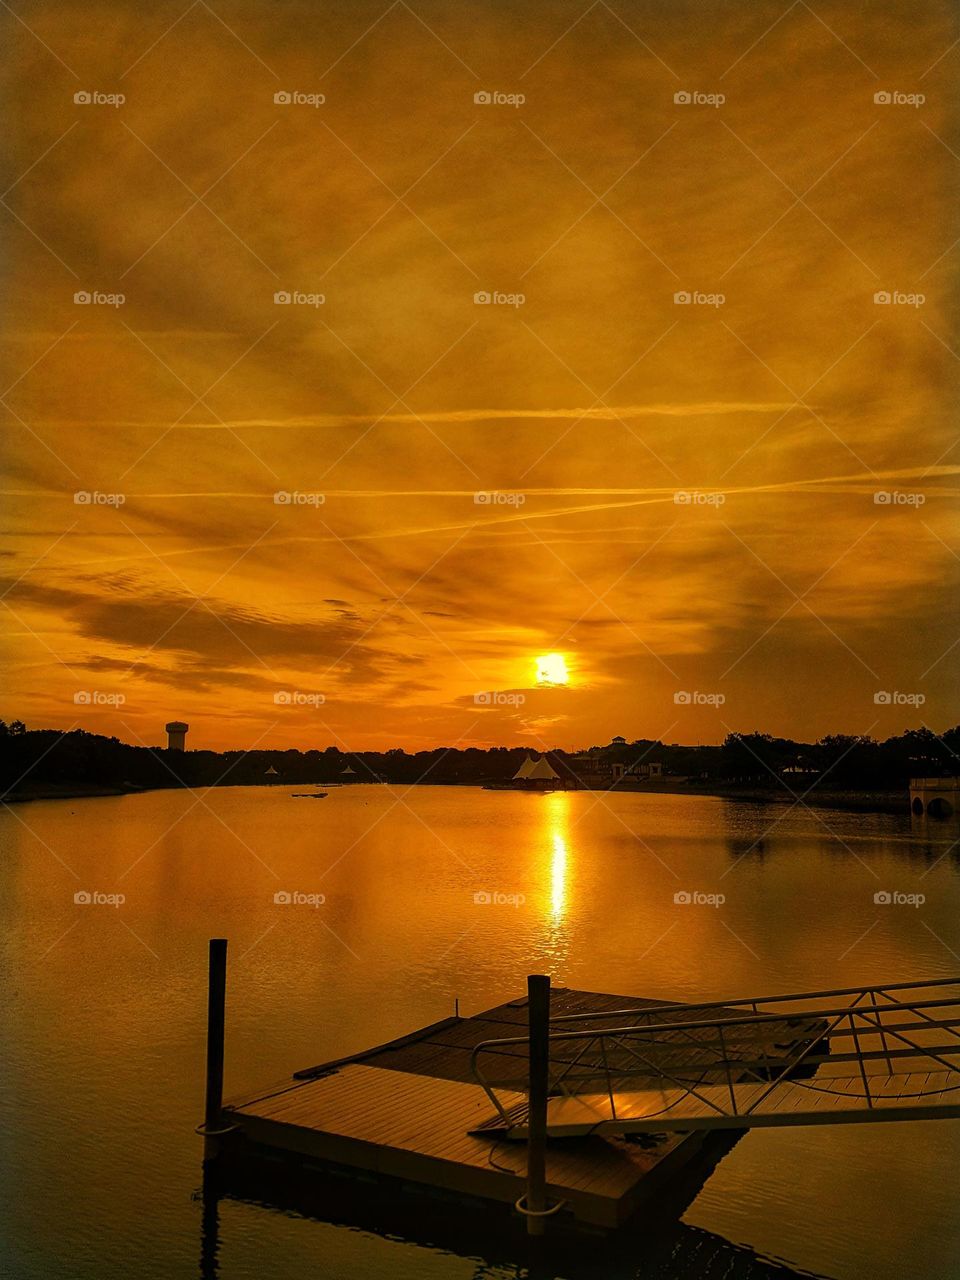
left=166, top=721, right=189, bottom=751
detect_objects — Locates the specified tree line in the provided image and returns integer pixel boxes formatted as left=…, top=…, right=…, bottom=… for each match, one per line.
left=1, top=720, right=957, bottom=796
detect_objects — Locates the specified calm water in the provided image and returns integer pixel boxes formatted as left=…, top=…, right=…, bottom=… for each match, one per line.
left=2, top=786, right=959, bottom=1279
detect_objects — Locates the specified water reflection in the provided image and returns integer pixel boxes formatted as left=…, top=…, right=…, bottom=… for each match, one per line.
left=722, top=806, right=960, bottom=869
left=545, top=792, right=569, bottom=921
left=550, top=835, right=567, bottom=920
left=910, top=811, right=960, bottom=847
left=198, top=1131, right=821, bottom=1280
left=6, top=786, right=960, bottom=1280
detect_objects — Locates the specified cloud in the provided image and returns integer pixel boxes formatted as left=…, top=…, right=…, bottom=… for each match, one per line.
left=1, top=0, right=957, bottom=748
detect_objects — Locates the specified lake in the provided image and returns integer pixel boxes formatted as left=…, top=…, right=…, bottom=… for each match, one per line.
left=2, top=785, right=959, bottom=1279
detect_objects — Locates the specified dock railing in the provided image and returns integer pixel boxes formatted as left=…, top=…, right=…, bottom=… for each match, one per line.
left=469, top=976, right=960, bottom=1134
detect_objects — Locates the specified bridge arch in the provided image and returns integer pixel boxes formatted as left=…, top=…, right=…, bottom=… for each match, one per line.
left=928, top=797, right=955, bottom=819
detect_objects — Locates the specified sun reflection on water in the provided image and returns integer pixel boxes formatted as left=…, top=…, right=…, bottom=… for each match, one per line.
left=551, top=832, right=567, bottom=917
left=545, top=791, right=570, bottom=921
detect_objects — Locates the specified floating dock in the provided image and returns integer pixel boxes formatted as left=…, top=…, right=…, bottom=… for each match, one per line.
left=199, top=944, right=960, bottom=1248
left=208, top=975, right=827, bottom=1230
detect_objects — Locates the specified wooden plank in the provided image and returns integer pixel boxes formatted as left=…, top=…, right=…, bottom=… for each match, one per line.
left=225, top=1074, right=318, bottom=1111
left=229, top=1062, right=690, bottom=1226
left=293, top=1015, right=463, bottom=1079
left=925, top=1071, right=960, bottom=1102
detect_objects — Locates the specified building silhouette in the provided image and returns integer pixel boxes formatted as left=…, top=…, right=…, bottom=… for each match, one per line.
left=166, top=721, right=189, bottom=751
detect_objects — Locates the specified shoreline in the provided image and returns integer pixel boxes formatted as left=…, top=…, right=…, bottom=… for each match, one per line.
left=1, top=782, right=150, bottom=804
left=1, top=778, right=910, bottom=814
left=591, top=780, right=909, bottom=814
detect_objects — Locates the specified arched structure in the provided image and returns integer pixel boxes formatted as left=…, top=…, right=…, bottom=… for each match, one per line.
left=909, top=778, right=959, bottom=819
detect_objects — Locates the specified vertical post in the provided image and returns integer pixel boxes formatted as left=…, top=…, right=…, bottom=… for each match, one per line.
left=526, top=973, right=551, bottom=1237
left=718, top=1024, right=737, bottom=1115
left=849, top=1011, right=872, bottom=1108
left=204, top=938, right=228, bottom=1162
left=199, top=1165, right=221, bottom=1280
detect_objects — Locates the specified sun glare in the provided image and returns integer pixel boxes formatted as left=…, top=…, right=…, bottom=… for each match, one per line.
left=535, top=653, right=569, bottom=686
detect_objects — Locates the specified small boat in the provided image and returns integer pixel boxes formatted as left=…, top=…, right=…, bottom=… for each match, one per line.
left=291, top=792, right=328, bottom=799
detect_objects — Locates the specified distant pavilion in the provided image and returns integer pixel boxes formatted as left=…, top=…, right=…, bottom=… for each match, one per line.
left=511, top=754, right=561, bottom=790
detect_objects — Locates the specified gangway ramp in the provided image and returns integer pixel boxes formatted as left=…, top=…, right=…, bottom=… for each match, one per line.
left=473, top=1071, right=960, bottom=1137
left=470, top=976, right=960, bottom=1138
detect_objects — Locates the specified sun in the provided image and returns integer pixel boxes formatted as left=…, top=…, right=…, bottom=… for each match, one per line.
left=535, top=653, right=569, bottom=686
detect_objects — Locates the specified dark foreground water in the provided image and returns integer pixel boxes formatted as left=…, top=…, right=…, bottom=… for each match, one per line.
left=2, top=786, right=959, bottom=1279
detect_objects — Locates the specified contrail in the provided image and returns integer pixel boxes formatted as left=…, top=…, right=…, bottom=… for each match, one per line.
left=10, top=463, right=958, bottom=570
left=45, top=401, right=801, bottom=430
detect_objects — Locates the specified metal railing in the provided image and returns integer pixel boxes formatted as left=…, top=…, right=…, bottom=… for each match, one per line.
left=547, top=973, right=960, bottom=1027
left=469, top=977, right=960, bottom=1134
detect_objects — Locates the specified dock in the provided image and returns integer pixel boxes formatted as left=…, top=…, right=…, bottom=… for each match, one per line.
left=209, top=974, right=827, bottom=1230
left=200, top=949, right=960, bottom=1236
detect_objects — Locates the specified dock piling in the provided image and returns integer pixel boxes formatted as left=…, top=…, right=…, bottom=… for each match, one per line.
left=203, top=937, right=228, bottom=1162
left=525, top=973, right=551, bottom=1236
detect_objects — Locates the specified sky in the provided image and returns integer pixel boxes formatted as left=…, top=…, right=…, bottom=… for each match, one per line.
left=1, top=0, right=958, bottom=753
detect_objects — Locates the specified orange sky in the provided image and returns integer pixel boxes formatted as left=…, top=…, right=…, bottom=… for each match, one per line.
left=1, top=0, right=958, bottom=752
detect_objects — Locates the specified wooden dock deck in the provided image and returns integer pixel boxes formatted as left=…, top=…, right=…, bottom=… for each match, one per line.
left=218, top=985, right=824, bottom=1229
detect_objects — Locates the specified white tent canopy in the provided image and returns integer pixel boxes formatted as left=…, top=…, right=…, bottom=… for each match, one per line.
left=513, top=754, right=537, bottom=779
left=526, top=756, right=560, bottom=781
left=513, top=754, right=559, bottom=782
